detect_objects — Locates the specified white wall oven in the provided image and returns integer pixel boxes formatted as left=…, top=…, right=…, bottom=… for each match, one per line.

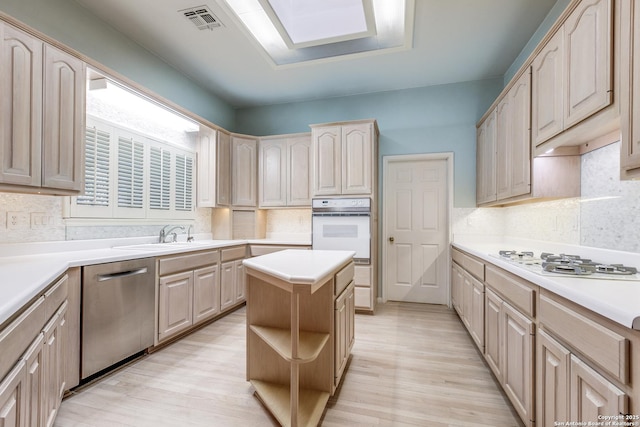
left=312, top=198, right=371, bottom=264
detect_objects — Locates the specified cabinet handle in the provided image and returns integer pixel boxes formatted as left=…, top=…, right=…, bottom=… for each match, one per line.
left=389, top=237, right=395, bottom=243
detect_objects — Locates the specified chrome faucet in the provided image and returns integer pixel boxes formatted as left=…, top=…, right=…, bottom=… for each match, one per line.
left=159, top=225, right=185, bottom=243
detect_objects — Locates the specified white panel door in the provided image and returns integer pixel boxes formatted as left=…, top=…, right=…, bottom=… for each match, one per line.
left=385, top=157, right=449, bottom=304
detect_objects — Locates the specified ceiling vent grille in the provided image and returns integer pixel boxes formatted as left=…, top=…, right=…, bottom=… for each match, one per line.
left=180, top=6, right=222, bottom=31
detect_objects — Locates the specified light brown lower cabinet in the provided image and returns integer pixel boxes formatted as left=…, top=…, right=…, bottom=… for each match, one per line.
left=460, top=269, right=485, bottom=350
left=0, top=273, right=73, bottom=427
left=157, top=250, right=221, bottom=343
left=484, top=288, right=534, bottom=426
left=536, top=329, right=628, bottom=426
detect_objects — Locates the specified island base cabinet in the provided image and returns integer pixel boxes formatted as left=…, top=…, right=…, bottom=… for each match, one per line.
left=334, top=282, right=355, bottom=388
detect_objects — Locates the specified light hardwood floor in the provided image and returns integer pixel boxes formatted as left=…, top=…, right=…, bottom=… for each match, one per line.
left=55, top=302, right=523, bottom=426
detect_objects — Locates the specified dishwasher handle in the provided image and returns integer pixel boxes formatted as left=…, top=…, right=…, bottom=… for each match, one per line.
left=96, top=267, right=149, bottom=282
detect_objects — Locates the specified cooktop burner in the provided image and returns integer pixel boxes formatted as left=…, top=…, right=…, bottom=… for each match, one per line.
left=494, top=250, right=640, bottom=281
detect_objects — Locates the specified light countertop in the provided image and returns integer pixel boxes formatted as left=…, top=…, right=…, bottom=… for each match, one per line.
left=0, top=237, right=311, bottom=327
left=243, top=249, right=355, bottom=285
left=452, top=236, right=640, bottom=330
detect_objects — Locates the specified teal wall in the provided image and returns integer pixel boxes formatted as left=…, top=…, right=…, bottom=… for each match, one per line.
left=503, top=0, right=571, bottom=84
left=236, top=79, right=502, bottom=208
left=0, top=0, right=235, bottom=129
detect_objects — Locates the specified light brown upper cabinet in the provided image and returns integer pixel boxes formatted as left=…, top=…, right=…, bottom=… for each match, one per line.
left=231, top=134, right=258, bottom=207
left=620, top=0, right=640, bottom=179
left=196, top=126, right=231, bottom=207
left=531, top=0, right=613, bottom=151
left=311, top=120, right=377, bottom=197
left=476, top=110, right=497, bottom=205
left=496, top=71, right=532, bottom=201
left=0, top=21, right=85, bottom=194
left=258, top=133, right=311, bottom=208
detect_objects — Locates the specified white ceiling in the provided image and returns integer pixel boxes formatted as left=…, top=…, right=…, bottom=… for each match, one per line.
left=73, top=0, right=558, bottom=108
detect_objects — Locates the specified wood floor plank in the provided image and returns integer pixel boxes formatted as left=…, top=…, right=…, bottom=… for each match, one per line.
left=55, top=302, right=522, bottom=426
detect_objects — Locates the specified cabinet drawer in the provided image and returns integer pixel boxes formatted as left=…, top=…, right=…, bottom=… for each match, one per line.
left=485, top=265, right=536, bottom=317
left=335, top=262, right=354, bottom=296
left=159, top=250, right=220, bottom=276
left=539, top=294, right=628, bottom=384
left=44, top=274, right=68, bottom=319
left=0, top=297, right=45, bottom=380
left=221, top=246, right=247, bottom=262
left=452, top=248, right=485, bottom=281
left=354, top=265, right=371, bottom=287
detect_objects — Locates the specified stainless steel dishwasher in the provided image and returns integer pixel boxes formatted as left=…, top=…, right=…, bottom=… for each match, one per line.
left=81, top=257, right=156, bottom=379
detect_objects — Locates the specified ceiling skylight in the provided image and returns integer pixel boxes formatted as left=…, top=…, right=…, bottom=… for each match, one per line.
left=260, top=0, right=376, bottom=48
left=219, top=0, right=413, bottom=66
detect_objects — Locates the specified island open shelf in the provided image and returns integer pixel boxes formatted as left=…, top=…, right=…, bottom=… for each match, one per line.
left=243, top=249, right=355, bottom=427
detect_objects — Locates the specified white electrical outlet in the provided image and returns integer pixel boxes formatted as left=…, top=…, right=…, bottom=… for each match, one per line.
left=7, top=211, right=30, bottom=229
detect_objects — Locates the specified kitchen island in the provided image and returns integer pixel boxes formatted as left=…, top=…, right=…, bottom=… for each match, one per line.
left=243, top=249, right=355, bottom=427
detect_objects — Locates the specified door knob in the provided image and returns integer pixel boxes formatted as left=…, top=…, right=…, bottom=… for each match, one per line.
left=389, top=236, right=394, bottom=242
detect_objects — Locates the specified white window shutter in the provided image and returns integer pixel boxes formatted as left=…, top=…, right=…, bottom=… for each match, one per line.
left=77, top=126, right=110, bottom=206
left=150, top=146, right=171, bottom=210
left=118, top=136, right=144, bottom=209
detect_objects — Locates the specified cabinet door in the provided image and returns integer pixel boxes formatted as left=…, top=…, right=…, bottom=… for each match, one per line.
left=231, top=136, right=257, bottom=206
left=469, top=275, right=485, bottom=349
left=341, top=123, right=372, bottom=195
left=563, top=0, right=612, bottom=129
left=43, top=302, right=67, bottom=427
left=234, top=259, right=245, bottom=302
left=334, top=287, right=348, bottom=383
left=509, top=71, right=531, bottom=198
left=495, top=97, right=511, bottom=200
left=259, top=138, right=287, bottom=207
left=484, top=289, right=502, bottom=381
left=476, top=110, right=497, bottom=205
left=196, top=125, right=217, bottom=207
left=0, top=23, right=42, bottom=187
left=461, top=272, right=473, bottom=330
left=620, top=0, right=640, bottom=179
left=158, top=271, right=193, bottom=342
left=346, top=283, right=355, bottom=353
left=216, top=131, right=231, bottom=206
left=220, top=261, right=235, bottom=312
left=312, top=126, right=341, bottom=196
left=502, top=302, right=534, bottom=426
left=537, top=329, right=570, bottom=427
left=0, top=360, right=27, bottom=427
left=532, top=28, right=564, bottom=147
left=192, top=265, right=219, bottom=324
left=42, top=44, right=85, bottom=192
left=23, top=334, right=44, bottom=427
left=451, top=264, right=464, bottom=316
left=287, top=136, right=312, bottom=206
left=570, top=355, right=627, bottom=421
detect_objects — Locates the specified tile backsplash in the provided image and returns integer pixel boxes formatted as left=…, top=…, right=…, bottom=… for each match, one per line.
left=454, top=140, right=640, bottom=253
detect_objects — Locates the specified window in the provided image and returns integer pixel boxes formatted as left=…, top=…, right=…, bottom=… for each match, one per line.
left=68, top=116, right=196, bottom=220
